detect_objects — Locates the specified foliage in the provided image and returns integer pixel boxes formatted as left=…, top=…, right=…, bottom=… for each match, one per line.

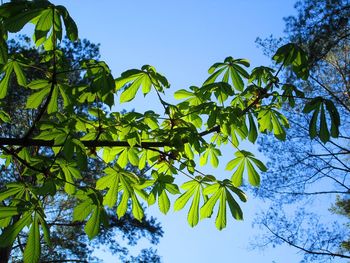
left=0, top=0, right=340, bottom=262
left=253, top=0, right=350, bottom=261
left=0, top=36, right=163, bottom=262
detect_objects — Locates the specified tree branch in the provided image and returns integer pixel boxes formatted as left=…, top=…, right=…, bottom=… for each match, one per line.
left=263, top=222, right=350, bottom=260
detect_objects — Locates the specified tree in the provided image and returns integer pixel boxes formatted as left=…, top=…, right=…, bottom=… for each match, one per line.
left=253, top=0, right=350, bottom=261
left=0, top=35, right=163, bottom=262
left=0, top=1, right=339, bottom=262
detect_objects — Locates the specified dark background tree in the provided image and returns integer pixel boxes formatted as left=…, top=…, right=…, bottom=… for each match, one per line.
left=254, top=0, right=350, bottom=261
left=0, top=36, right=163, bottom=262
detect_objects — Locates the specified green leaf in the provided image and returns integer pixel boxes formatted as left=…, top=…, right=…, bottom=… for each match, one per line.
left=60, top=163, right=81, bottom=195
left=226, top=151, right=265, bottom=187
left=303, top=98, right=339, bottom=143
left=96, top=171, right=120, bottom=208
left=37, top=213, right=51, bottom=247
left=85, top=208, right=100, bottom=239
left=0, top=62, right=14, bottom=99
left=319, top=104, right=330, bottom=143
left=325, top=99, right=340, bottom=138
left=0, top=110, right=10, bottom=123
left=258, top=108, right=289, bottom=140
left=200, top=189, right=221, bottom=219
left=0, top=206, right=19, bottom=219
left=273, top=43, right=309, bottom=79
left=0, top=184, right=25, bottom=201
left=309, top=107, right=319, bottom=138
left=246, top=160, right=260, bottom=186
left=27, top=79, right=50, bottom=90
left=215, top=189, right=226, bottom=230
left=13, top=61, right=26, bottom=86
left=73, top=201, right=94, bottom=222
left=35, top=8, right=53, bottom=42
left=226, top=189, right=243, bottom=220
left=47, top=86, right=58, bottom=114
left=117, top=191, right=129, bottom=218
left=174, top=186, right=196, bottom=211
left=57, top=5, right=78, bottom=41
left=117, top=149, right=128, bottom=168
left=127, top=148, right=139, bottom=166
left=120, top=77, right=143, bottom=102
left=231, top=161, right=244, bottom=187
left=131, top=194, right=144, bottom=221
left=26, top=86, right=50, bottom=109
left=158, top=190, right=170, bottom=214
left=199, top=151, right=209, bottom=166
left=248, top=113, right=258, bottom=143
left=0, top=212, right=32, bottom=247
left=174, top=89, right=194, bottom=99
left=187, top=187, right=201, bottom=227
left=23, top=214, right=40, bottom=263
left=230, top=67, right=244, bottom=91
left=4, top=8, right=43, bottom=33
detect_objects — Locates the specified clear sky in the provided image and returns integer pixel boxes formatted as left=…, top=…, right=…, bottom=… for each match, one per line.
left=50, top=1, right=305, bottom=262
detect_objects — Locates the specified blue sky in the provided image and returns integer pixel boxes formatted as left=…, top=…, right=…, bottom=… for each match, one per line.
left=52, top=1, right=305, bottom=262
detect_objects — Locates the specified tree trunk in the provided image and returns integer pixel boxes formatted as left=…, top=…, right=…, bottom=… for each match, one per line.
left=0, top=247, right=11, bottom=263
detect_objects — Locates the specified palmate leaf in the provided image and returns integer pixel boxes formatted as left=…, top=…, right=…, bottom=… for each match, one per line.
left=57, top=161, right=82, bottom=195
left=174, top=176, right=211, bottom=227
left=281, top=84, right=305, bottom=107
left=26, top=79, right=51, bottom=109
left=116, top=65, right=169, bottom=103
left=257, top=108, right=289, bottom=140
left=72, top=190, right=107, bottom=239
left=96, top=167, right=145, bottom=220
left=147, top=171, right=180, bottom=214
left=199, top=144, right=221, bottom=168
left=200, top=180, right=247, bottom=230
left=303, top=97, right=340, bottom=143
left=96, top=168, right=120, bottom=208
left=249, top=66, right=275, bottom=86
left=0, top=183, right=26, bottom=202
left=204, top=57, right=250, bottom=91
left=225, top=150, right=267, bottom=187
left=26, top=79, right=72, bottom=114
left=2, top=1, right=77, bottom=49
left=0, top=60, right=25, bottom=99
left=273, top=43, right=309, bottom=80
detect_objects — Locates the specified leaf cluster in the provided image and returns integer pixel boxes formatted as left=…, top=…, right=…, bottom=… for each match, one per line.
left=0, top=1, right=342, bottom=262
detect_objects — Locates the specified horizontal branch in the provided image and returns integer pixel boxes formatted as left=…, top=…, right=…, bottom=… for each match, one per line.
left=0, top=138, right=168, bottom=148
left=0, top=126, right=221, bottom=149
